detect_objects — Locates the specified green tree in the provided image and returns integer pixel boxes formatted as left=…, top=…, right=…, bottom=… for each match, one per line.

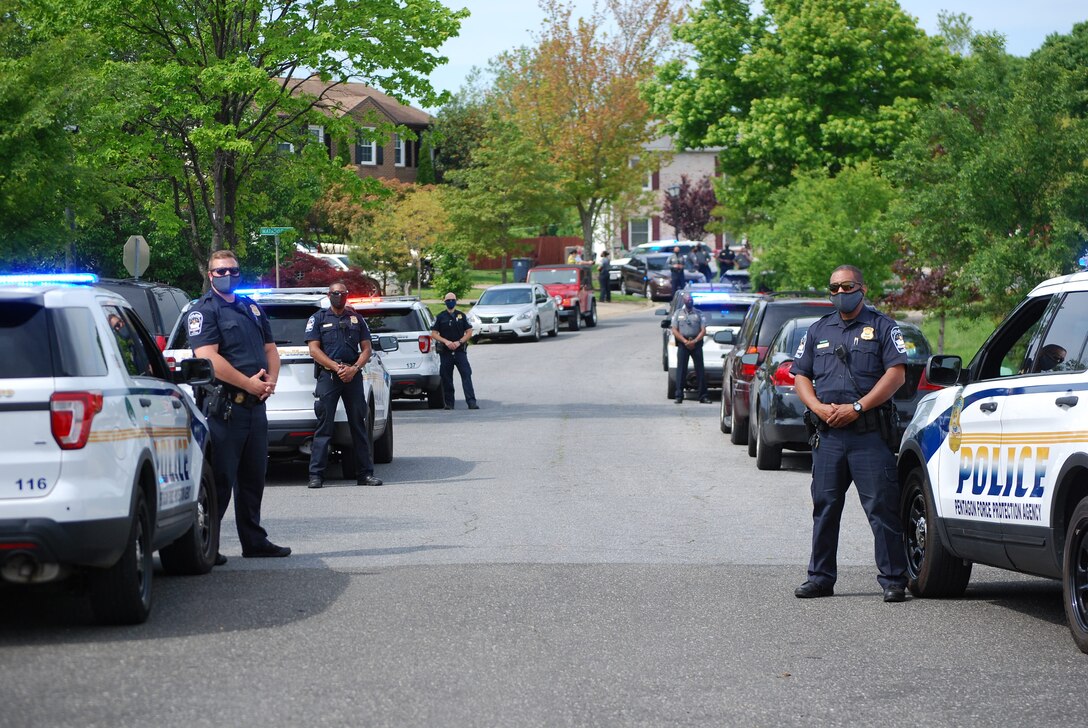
left=646, top=0, right=951, bottom=226
left=432, top=71, right=492, bottom=184
left=416, top=131, right=437, bottom=185
left=354, top=182, right=450, bottom=294
left=429, top=243, right=473, bottom=300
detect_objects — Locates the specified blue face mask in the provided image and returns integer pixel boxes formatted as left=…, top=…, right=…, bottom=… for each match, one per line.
left=832, top=288, right=864, bottom=314
left=445, top=299, right=457, bottom=309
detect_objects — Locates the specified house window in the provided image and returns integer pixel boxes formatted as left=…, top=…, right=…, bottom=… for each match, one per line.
left=356, top=128, right=376, bottom=165
left=308, top=125, right=324, bottom=143
left=276, top=142, right=294, bottom=154
left=394, top=135, right=404, bottom=167
left=629, top=219, right=650, bottom=246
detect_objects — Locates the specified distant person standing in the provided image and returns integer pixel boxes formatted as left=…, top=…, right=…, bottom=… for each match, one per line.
left=667, top=246, right=686, bottom=296
left=692, top=244, right=713, bottom=282
left=716, top=246, right=736, bottom=281
left=671, top=293, right=710, bottom=404
left=431, top=292, right=479, bottom=410
left=598, top=250, right=612, bottom=302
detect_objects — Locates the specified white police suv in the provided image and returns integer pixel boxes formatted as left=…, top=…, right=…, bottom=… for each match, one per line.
left=897, top=270, right=1088, bottom=652
left=349, top=295, right=444, bottom=408
left=0, top=274, right=218, bottom=624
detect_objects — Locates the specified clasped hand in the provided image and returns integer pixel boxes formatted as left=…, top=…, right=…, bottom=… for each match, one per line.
left=246, top=368, right=276, bottom=401
left=819, top=402, right=860, bottom=429
left=336, top=363, right=358, bottom=383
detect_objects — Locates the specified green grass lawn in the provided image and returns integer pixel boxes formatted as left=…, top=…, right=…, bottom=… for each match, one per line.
left=918, top=314, right=999, bottom=361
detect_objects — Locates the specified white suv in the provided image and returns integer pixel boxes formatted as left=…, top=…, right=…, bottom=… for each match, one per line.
left=350, top=296, right=443, bottom=408
left=0, top=274, right=218, bottom=624
left=898, top=270, right=1088, bottom=652
left=165, top=288, right=398, bottom=478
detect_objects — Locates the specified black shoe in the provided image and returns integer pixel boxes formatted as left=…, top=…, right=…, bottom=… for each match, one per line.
left=243, top=543, right=292, bottom=558
left=307, top=477, right=323, bottom=489
left=674, top=398, right=683, bottom=404
left=794, top=580, right=834, bottom=598
left=883, top=585, right=907, bottom=603
left=443, top=405, right=453, bottom=410
left=358, top=475, right=383, bottom=486
left=699, top=397, right=711, bottom=404
left=467, top=403, right=480, bottom=410
left=214, top=553, right=228, bottom=566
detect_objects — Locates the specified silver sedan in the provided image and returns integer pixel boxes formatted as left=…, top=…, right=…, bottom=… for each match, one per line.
left=469, top=283, right=560, bottom=342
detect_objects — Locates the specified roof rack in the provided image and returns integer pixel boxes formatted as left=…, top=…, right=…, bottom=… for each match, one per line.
left=762, top=289, right=829, bottom=299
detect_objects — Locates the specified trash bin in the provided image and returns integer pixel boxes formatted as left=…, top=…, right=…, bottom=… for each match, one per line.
left=512, top=257, right=533, bottom=283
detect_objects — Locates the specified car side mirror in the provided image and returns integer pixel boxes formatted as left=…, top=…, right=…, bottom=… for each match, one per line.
left=176, top=357, right=213, bottom=386
left=926, top=354, right=962, bottom=386
left=373, top=335, right=400, bottom=353
left=713, top=330, right=735, bottom=345
left=660, top=319, right=672, bottom=330
left=654, top=308, right=667, bottom=316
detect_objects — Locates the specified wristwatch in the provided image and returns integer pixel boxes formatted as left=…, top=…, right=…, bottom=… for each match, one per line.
left=852, top=401, right=863, bottom=413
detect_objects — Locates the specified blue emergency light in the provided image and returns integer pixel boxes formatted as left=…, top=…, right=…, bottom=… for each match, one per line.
left=0, top=273, right=99, bottom=286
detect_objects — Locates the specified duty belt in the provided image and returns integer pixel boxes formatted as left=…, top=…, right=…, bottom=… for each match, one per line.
left=223, top=386, right=262, bottom=408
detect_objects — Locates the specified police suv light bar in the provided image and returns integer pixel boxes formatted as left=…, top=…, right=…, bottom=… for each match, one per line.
left=0, top=273, right=99, bottom=286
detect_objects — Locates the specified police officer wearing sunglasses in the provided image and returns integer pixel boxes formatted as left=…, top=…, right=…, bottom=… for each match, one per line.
left=187, top=250, right=290, bottom=563
left=791, top=265, right=910, bottom=603
left=305, top=282, right=382, bottom=488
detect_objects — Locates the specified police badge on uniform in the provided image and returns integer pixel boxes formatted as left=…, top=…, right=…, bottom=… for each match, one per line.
left=187, top=311, right=203, bottom=336
left=861, top=326, right=875, bottom=341
left=350, top=316, right=358, bottom=324
left=250, top=304, right=261, bottom=317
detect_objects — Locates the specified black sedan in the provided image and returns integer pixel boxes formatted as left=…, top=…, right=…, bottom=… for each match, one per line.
left=745, top=317, right=940, bottom=470
left=619, top=253, right=705, bottom=301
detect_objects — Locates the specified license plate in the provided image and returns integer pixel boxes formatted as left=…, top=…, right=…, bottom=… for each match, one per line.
left=482, top=325, right=494, bottom=333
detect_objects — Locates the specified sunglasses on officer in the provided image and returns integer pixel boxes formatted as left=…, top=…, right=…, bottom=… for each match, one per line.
left=828, top=281, right=861, bottom=294
left=210, top=266, right=241, bottom=277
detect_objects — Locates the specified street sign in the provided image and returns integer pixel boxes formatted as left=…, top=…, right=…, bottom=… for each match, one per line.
left=260, top=227, right=294, bottom=235
left=123, top=235, right=150, bottom=278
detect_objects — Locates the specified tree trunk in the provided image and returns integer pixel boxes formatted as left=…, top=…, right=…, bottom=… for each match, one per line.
left=938, top=312, right=946, bottom=354
left=500, top=251, right=508, bottom=284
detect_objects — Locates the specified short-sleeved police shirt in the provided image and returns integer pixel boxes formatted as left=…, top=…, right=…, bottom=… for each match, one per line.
left=305, top=306, right=371, bottom=363
left=671, top=307, right=706, bottom=340
left=432, top=309, right=472, bottom=347
left=186, top=291, right=273, bottom=378
left=667, top=253, right=685, bottom=271
left=792, top=306, right=908, bottom=405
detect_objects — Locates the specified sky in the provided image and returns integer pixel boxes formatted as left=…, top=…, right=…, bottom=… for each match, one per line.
left=422, top=0, right=1087, bottom=109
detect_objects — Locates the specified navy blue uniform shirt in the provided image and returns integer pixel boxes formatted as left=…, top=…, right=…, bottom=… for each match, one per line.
left=304, top=306, right=371, bottom=363
left=432, top=309, right=472, bottom=345
left=792, top=306, right=908, bottom=404
left=186, top=291, right=273, bottom=378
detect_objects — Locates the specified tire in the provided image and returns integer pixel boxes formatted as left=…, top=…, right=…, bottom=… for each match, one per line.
left=426, top=383, right=444, bottom=409
left=729, top=397, right=748, bottom=445
left=585, top=300, right=597, bottom=327
left=374, top=410, right=394, bottom=464
left=621, top=280, right=629, bottom=296
left=1064, top=498, right=1088, bottom=653
left=548, top=315, right=558, bottom=337
left=662, top=341, right=668, bottom=372
left=754, top=411, right=782, bottom=470
left=532, top=317, right=542, bottom=342
left=747, top=412, right=757, bottom=457
left=159, top=465, right=219, bottom=575
left=902, top=466, right=971, bottom=598
left=667, top=372, right=676, bottom=400
left=720, top=388, right=731, bottom=434
left=90, top=490, right=153, bottom=625
left=568, top=306, right=581, bottom=331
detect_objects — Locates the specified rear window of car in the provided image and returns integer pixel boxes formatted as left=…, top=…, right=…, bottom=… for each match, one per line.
left=0, top=303, right=107, bottom=378
left=695, top=302, right=751, bottom=328
left=758, top=302, right=834, bottom=347
left=357, top=307, right=426, bottom=333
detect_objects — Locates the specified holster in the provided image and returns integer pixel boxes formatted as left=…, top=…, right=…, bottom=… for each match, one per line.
left=199, top=384, right=232, bottom=421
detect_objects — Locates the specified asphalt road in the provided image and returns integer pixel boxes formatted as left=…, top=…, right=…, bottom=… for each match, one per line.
left=2, top=302, right=1085, bottom=727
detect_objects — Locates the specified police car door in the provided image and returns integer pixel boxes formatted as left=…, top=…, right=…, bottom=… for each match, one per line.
left=105, top=304, right=194, bottom=512
left=995, top=289, right=1088, bottom=574
left=934, top=293, right=1053, bottom=566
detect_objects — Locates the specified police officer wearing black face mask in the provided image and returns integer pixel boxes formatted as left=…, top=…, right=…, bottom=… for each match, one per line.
left=431, top=292, right=478, bottom=410
left=791, top=264, right=909, bottom=603
left=305, top=282, right=382, bottom=488
left=187, top=250, right=290, bottom=563
left=671, top=292, right=710, bottom=404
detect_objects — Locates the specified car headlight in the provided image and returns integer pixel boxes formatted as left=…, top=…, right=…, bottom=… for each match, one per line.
left=468, top=314, right=481, bottom=325
left=553, top=295, right=563, bottom=305
left=515, top=310, right=533, bottom=321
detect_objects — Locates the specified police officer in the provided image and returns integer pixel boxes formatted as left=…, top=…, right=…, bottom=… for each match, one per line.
left=305, top=282, right=382, bottom=489
left=692, top=244, right=713, bottom=282
left=597, top=250, right=612, bottom=303
left=188, top=250, right=290, bottom=562
left=671, top=292, right=710, bottom=404
left=667, top=246, right=686, bottom=295
left=431, top=292, right=479, bottom=410
left=716, top=246, right=736, bottom=281
left=791, top=264, right=908, bottom=602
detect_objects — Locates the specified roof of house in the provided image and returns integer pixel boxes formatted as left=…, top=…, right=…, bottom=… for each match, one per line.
left=288, top=78, right=432, bottom=127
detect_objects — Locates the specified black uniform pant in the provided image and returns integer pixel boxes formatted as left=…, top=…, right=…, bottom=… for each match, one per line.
left=807, top=427, right=907, bottom=589
left=309, top=370, right=373, bottom=479
left=670, top=269, right=685, bottom=295
left=598, top=273, right=611, bottom=302
left=697, top=264, right=712, bottom=282
left=208, top=402, right=270, bottom=552
left=439, top=349, right=477, bottom=407
left=675, top=341, right=707, bottom=400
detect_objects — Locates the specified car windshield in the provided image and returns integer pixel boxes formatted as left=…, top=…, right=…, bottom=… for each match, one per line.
left=357, top=307, right=426, bottom=333
left=695, top=301, right=751, bottom=328
left=478, top=289, right=533, bottom=306
left=529, top=270, right=578, bottom=285
left=644, top=255, right=670, bottom=271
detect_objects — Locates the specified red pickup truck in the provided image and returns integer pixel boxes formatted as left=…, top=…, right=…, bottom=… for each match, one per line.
left=526, top=265, right=598, bottom=331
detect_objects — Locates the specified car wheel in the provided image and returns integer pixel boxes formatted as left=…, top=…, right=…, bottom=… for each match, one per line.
left=902, top=465, right=971, bottom=598
left=374, top=410, right=394, bottom=464
left=621, top=280, right=629, bottom=296
left=720, top=388, right=731, bottom=434
left=585, top=300, right=597, bottom=327
left=426, top=383, right=444, bottom=409
left=662, top=341, right=668, bottom=372
left=667, top=372, right=676, bottom=400
left=754, top=411, right=782, bottom=471
left=729, top=398, right=748, bottom=445
left=548, top=314, right=558, bottom=337
left=160, top=464, right=219, bottom=575
left=532, top=317, right=542, bottom=342
left=90, top=490, right=153, bottom=625
left=1064, top=497, right=1088, bottom=653
left=569, top=305, right=581, bottom=331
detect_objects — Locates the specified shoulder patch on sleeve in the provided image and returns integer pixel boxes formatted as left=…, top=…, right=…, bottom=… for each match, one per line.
left=305, top=315, right=316, bottom=333
left=890, top=326, right=907, bottom=354
left=795, top=333, right=807, bottom=359
left=187, top=311, right=203, bottom=336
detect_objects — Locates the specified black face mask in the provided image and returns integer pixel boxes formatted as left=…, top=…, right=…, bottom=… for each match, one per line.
left=1037, top=352, right=1063, bottom=371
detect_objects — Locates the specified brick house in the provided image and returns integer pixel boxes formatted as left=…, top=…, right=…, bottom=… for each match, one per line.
left=292, top=79, right=433, bottom=184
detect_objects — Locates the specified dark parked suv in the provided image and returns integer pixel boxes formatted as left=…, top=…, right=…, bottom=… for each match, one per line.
left=94, top=278, right=191, bottom=348
left=719, top=293, right=834, bottom=444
